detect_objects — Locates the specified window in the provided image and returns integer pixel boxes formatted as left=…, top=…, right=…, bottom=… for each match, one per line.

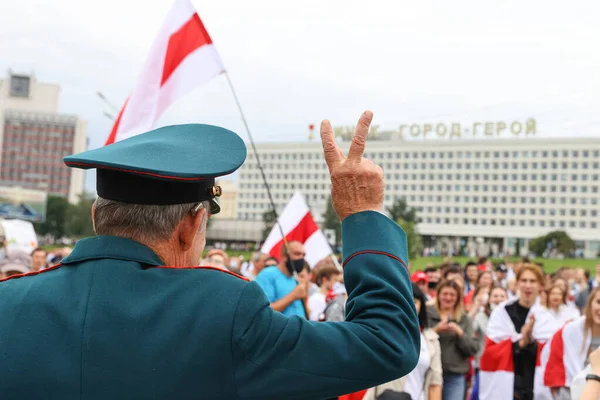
left=10, top=75, right=30, bottom=97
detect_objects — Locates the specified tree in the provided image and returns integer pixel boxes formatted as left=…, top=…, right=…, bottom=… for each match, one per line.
left=322, top=195, right=341, bottom=245
left=34, top=195, right=69, bottom=241
left=65, top=194, right=96, bottom=239
left=529, top=231, right=576, bottom=257
left=387, top=198, right=417, bottom=223
left=396, top=218, right=423, bottom=260
left=262, top=208, right=278, bottom=241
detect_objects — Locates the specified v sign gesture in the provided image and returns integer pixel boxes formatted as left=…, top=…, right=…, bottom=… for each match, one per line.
left=320, top=111, right=384, bottom=221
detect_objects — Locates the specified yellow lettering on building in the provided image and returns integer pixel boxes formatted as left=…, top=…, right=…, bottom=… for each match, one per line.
left=423, top=124, right=432, bottom=137
left=484, top=122, right=494, bottom=136
left=410, top=124, right=421, bottom=137
left=496, top=121, right=506, bottom=135
left=436, top=123, right=447, bottom=137
left=450, top=123, right=461, bottom=138
left=525, top=119, right=536, bottom=135
left=369, top=124, right=380, bottom=136
left=510, top=121, right=522, bottom=135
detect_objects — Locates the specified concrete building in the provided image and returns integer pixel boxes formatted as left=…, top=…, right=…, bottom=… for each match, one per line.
left=212, top=179, right=238, bottom=219
left=0, top=71, right=87, bottom=204
left=205, top=179, right=264, bottom=243
left=236, top=137, right=600, bottom=258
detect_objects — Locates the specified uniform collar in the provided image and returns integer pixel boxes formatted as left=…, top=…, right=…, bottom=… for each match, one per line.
left=62, top=236, right=164, bottom=267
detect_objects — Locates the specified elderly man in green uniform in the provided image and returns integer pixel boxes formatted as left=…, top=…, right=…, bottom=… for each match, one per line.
left=0, top=111, right=419, bottom=399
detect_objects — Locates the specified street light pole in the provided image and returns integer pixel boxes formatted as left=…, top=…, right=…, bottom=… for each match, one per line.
left=96, top=91, right=120, bottom=114
left=103, top=112, right=115, bottom=121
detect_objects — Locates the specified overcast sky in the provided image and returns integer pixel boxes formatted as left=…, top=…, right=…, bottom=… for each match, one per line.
left=1, top=0, right=599, bottom=191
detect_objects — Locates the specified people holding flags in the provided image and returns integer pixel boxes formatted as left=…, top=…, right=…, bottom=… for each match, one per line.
left=544, top=287, right=600, bottom=398
left=479, top=264, right=559, bottom=400
left=260, top=191, right=334, bottom=268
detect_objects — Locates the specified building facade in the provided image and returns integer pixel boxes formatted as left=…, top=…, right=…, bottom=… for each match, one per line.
left=0, top=71, right=87, bottom=204
left=212, top=179, right=238, bottom=220
left=237, top=137, right=600, bottom=258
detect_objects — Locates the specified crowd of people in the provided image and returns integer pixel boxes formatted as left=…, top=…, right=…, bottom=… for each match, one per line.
left=0, top=244, right=72, bottom=279
left=4, top=235, right=600, bottom=400
left=204, top=243, right=600, bottom=400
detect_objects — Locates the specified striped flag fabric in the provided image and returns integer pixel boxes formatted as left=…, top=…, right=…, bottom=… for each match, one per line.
left=544, top=316, right=589, bottom=390
left=105, top=0, right=224, bottom=145
left=261, top=192, right=333, bottom=268
left=479, top=299, right=558, bottom=400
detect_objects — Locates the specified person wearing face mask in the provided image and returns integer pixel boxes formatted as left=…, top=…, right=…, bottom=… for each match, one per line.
left=424, top=266, right=440, bottom=299
left=255, top=241, right=309, bottom=318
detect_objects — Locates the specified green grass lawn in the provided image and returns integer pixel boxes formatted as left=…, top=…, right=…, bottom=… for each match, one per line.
left=47, top=245, right=598, bottom=274
left=408, top=256, right=599, bottom=273
left=227, top=250, right=599, bottom=274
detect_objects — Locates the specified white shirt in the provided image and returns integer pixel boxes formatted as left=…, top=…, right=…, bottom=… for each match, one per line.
left=570, top=364, right=592, bottom=400
left=548, top=304, right=581, bottom=326
left=240, top=262, right=253, bottom=278
left=308, top=292, right=327, bottom=321
left=403, top=332, right=431, bottom=400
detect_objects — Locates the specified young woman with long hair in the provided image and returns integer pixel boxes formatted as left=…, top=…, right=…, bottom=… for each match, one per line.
left=465, top=271, right=494, bottom=311
left=551, top=275, right=578, bottom=310
left=544, top=283, right=580, bottom=325
left=470, top=286, right=508, bottom=400
left=544, top=287, right=600, bottom=398
left=363, top=283, right=442, bottom=400
left=428, top=279, right=478, bottom=400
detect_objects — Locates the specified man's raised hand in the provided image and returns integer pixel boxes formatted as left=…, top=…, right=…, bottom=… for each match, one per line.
left=320, top=110, right=384, bottom=221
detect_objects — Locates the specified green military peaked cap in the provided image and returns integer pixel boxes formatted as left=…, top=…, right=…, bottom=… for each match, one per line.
left=64, top=124, right=247, bottom=214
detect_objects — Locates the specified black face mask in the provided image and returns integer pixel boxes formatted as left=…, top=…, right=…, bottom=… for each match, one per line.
left=286, top=258, right=305, bottom=275
left=428, top=281, right=438, bottom=289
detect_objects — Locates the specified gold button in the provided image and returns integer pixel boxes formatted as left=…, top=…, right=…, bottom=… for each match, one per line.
left=209, top=186, right=222, bottom=197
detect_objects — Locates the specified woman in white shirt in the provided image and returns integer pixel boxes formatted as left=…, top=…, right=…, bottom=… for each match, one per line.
left=363, top=283, right=442, bottom=400
left=307, top=265, right=341, bottom=321
left=546, top=283, right=580, bottom=326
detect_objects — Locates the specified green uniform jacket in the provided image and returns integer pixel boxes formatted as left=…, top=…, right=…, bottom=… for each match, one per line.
left=0, top=211, right=419, bottom=399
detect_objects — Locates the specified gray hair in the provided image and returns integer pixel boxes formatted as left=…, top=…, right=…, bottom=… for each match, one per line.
left=93, top=197, right=210, bottom=243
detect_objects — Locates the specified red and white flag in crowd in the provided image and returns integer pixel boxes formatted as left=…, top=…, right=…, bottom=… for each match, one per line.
left=543, top=316, right=588, bottom=390
left=261, top=192, right=332, bottom=268
left=479, top=299, right=558, bottom=400
left=105, top=0, right=224, bottom=145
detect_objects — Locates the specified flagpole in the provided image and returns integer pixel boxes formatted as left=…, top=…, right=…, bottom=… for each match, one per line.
left=223, top=71, right=289, bottom=250
left=330, top=254, right=342, bottom=271
left=224, top=71, right=310, bottom=318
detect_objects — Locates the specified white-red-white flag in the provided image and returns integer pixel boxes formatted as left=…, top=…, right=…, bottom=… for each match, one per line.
left=544, top=316, right=588, bottom=390
left=261, top=192, right=332, bottom=268
left=479, top=299, right=559, bottom=400
left=105, top=0, right=224, bottom=145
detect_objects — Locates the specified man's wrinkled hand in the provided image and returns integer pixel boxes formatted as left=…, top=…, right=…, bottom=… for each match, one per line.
left=320, top=110, right=384, bottom=221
